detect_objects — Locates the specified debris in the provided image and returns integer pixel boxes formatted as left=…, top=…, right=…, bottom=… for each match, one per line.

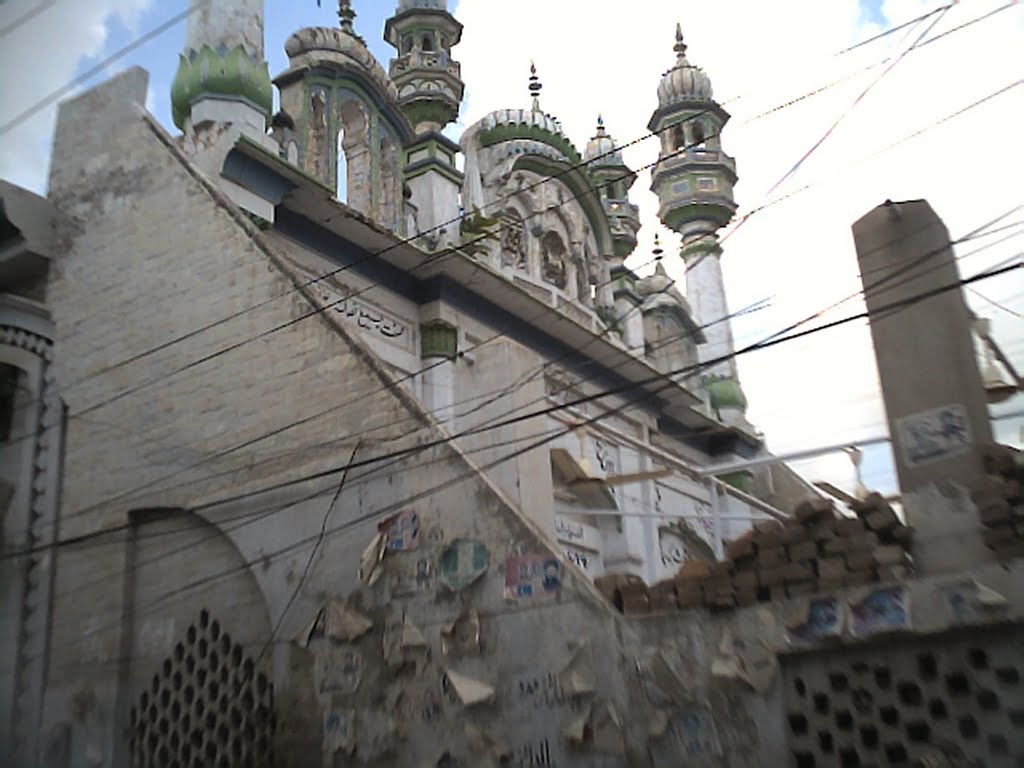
left=437, top=539, right=489, bottom=592
left=641, top=652, right=689, bottom=707
left=973, top=580, right=1009, bottom=608
left=383, top=614, right=429, bottom=671
left=401, top=615, right=428, bottom=649
left=326, top=600, right=373, bottom=642
left=590, top=700, right=625, bottom=755
left=441, top=607, right=481, bottom=656
left=562, top=702, right=591, bottom=746
left=464, top=723, right=508, bottom=768
left=648, top=709, right=670, bottom=739
left=444, top=669, right=495, bottom=706
left=557, top=641, right=596, bottom=697
left=359, top=532, right=387, bottom=586
left=297, top=607, right=326, bottom=647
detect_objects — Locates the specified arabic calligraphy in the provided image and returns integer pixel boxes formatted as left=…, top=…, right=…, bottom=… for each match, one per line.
left=316, top=290, right=411, bottom=348
left=554, top=518, right=583, bottom=542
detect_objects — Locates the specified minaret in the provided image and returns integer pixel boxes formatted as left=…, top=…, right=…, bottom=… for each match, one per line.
left=585, top=116, right=641, bottom=265
left=648, top=24, right=747, bottom=425
left=170, top=0, right=272, bottom=138
left=384, top=0, right=465, bottom=234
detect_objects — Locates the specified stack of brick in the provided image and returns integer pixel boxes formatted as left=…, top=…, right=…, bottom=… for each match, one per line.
left=973, top=444, right=1024, bottom=560
left=669, top=495, right=915, bottom=612
left=594, top=494, right=919, bottom=615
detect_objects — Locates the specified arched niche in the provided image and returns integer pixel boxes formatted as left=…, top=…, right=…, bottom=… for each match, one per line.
left=122, top=508, right=275, bottom=766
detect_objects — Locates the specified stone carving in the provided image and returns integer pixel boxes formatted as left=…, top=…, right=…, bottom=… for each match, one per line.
left=501, top=217, right=527, bottom=268
left=540, top=231, right=567, bottom=289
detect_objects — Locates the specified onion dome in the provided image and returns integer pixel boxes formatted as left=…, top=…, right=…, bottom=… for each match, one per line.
left=657, top=24, right=714, bottom=107
left=584, top=116, right=623, bottom=167
left=399, top=0, right=446, bottom=8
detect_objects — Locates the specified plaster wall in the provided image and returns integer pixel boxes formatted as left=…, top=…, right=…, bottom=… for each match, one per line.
left=685, top=252, right=737, bottom=382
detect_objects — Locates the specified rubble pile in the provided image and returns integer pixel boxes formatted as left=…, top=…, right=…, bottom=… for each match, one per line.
left=973, top=443, right=1024, bottom=560
left=595, top=495, right=915, bottom=616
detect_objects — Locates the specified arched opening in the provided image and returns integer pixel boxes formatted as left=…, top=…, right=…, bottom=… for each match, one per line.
left=692, top=121, right=706, bottom=148
left=421, top=33, right=434, bottom=52
left=401, top=34, right=413, bottom=55
left=541, top=231, right=568, bottom=289
left=336, top=128, right=347, bottom=203
left=671, top=124, right=685, bottom=152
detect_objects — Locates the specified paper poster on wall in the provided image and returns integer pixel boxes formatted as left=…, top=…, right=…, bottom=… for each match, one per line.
left=504, top=554, right=562, bottom=601
left=436, top=539, right=489, bottom=592
left=849, top=586, right=911, bottom=637
left=896, top=403, right=971, bottom=467
left=787, top=598, right=844, bottom=646
left=381, top=509, right=420, bottom=551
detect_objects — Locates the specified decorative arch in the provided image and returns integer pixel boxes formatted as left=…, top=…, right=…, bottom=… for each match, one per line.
left=335, top=99, right=370, bottom=214
left=123, top=508, right=275, bottom=768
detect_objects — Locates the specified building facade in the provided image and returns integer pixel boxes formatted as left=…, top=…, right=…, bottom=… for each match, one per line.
left=6, top=3, right=1020, bottom=767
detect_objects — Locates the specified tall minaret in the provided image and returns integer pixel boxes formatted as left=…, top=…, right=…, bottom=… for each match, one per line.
left=384, top=0, right=465, bottom=234
left=648, top=24, right=747, bottom=425
left=171, top=0, right=272, bottom=139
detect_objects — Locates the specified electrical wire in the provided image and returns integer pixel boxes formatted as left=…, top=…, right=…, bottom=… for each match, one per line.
left=10, top=260, right=1018, bottom=660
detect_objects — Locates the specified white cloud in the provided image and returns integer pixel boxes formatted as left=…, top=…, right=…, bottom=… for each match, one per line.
left=453, top=0, right=1024, bottom=494
left=0, top=0, right=153, bottom=193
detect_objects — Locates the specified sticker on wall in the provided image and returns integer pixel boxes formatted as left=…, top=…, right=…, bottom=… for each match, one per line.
left=382, top=509, right=420, bottom=552
left=895, top=403, right=971, bottom=467
left=317, top=646, right=364, bottom=695
left=849, top=586, right=911, bottom=638
left=648, top=710, right=722, bottom=764
left=503, top=554, right=562, bottom=601
left=436, top=539, right=489, bottom=592
left=324, top=708, right=356, bottom=755
left=786, top=597, right=844, bottom=646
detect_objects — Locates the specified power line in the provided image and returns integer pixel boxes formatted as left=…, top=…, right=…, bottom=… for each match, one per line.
left=0, top=1, right=211, bottom=135
left=20, top=0, right=1007, bottom=415
left=12, top=260, right=1019, bottom=658
left=0, top=0, right=55, bottom=37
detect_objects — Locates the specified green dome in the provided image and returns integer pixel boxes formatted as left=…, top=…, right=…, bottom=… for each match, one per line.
left=171, top=44, right=273, bottom=130
left=707, top=377, right=747, bottom=413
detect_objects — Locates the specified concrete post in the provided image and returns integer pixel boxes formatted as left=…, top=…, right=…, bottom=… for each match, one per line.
left=852, top=199, right=994, bottom=573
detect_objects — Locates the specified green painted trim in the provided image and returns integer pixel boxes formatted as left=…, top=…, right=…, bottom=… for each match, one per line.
left=421, top=320, right=458, bottom=359
left=478, top=122, right=585, bottom=171
left=171, top=45, right=272, bottom=130
left=401, top=98, right=459, bottom=128
left=707, top=377, right=748, bottom=413
left=680, top=240, right=721, bottom=256
left=404, top=160, right=464, bottom=186
left=663, top=202, right=735, bottom=232
left=719, top=470, right=754, bottom=493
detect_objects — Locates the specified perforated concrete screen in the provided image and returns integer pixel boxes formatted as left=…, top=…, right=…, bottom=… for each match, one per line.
left=129, top=609, right=275, bottom=768
left=782, top=625, right=1023, bottom=767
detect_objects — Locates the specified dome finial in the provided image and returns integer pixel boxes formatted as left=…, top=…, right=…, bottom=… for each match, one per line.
left=674, top=23, right=688, bottom=58
left=338, top=0, right=357, bottom=35
left=528, top=61, right=543, bottom=112
left=596, top=114, right=606, bottom=135
left=653, top=233, right=664, bottom=261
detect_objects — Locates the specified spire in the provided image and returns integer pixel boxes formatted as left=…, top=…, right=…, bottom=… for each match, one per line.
left=595, top=114, right=607, bottom=137
left=674, top=23, right=688, bottom=59
left=338, top=0, right=358, bottom=36
left=529, top=62, right=543, bottom=112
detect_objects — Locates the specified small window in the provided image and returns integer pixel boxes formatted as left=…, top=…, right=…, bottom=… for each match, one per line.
left=401, top=34, right=413, bottom=55
left=421, top=33, right=434, bottom=52
left=697, top=177, right=717, bottom=191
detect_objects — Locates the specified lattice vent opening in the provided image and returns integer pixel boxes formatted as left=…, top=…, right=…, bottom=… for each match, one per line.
left=129, top=609, right=275, bottom=768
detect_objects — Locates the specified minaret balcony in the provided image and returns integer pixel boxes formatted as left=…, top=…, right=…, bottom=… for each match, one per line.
left=390, top=51, right=461, bottom=79
left=652, top=148, right=736, bottom=185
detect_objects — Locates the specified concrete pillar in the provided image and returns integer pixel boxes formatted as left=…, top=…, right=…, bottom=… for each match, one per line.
left=852, top=199, right=994, bottom=573
left=685, top=249, right=737, bottom=381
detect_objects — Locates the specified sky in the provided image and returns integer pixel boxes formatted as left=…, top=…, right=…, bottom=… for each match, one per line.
left=1, top=0, right=1021, bottom=501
